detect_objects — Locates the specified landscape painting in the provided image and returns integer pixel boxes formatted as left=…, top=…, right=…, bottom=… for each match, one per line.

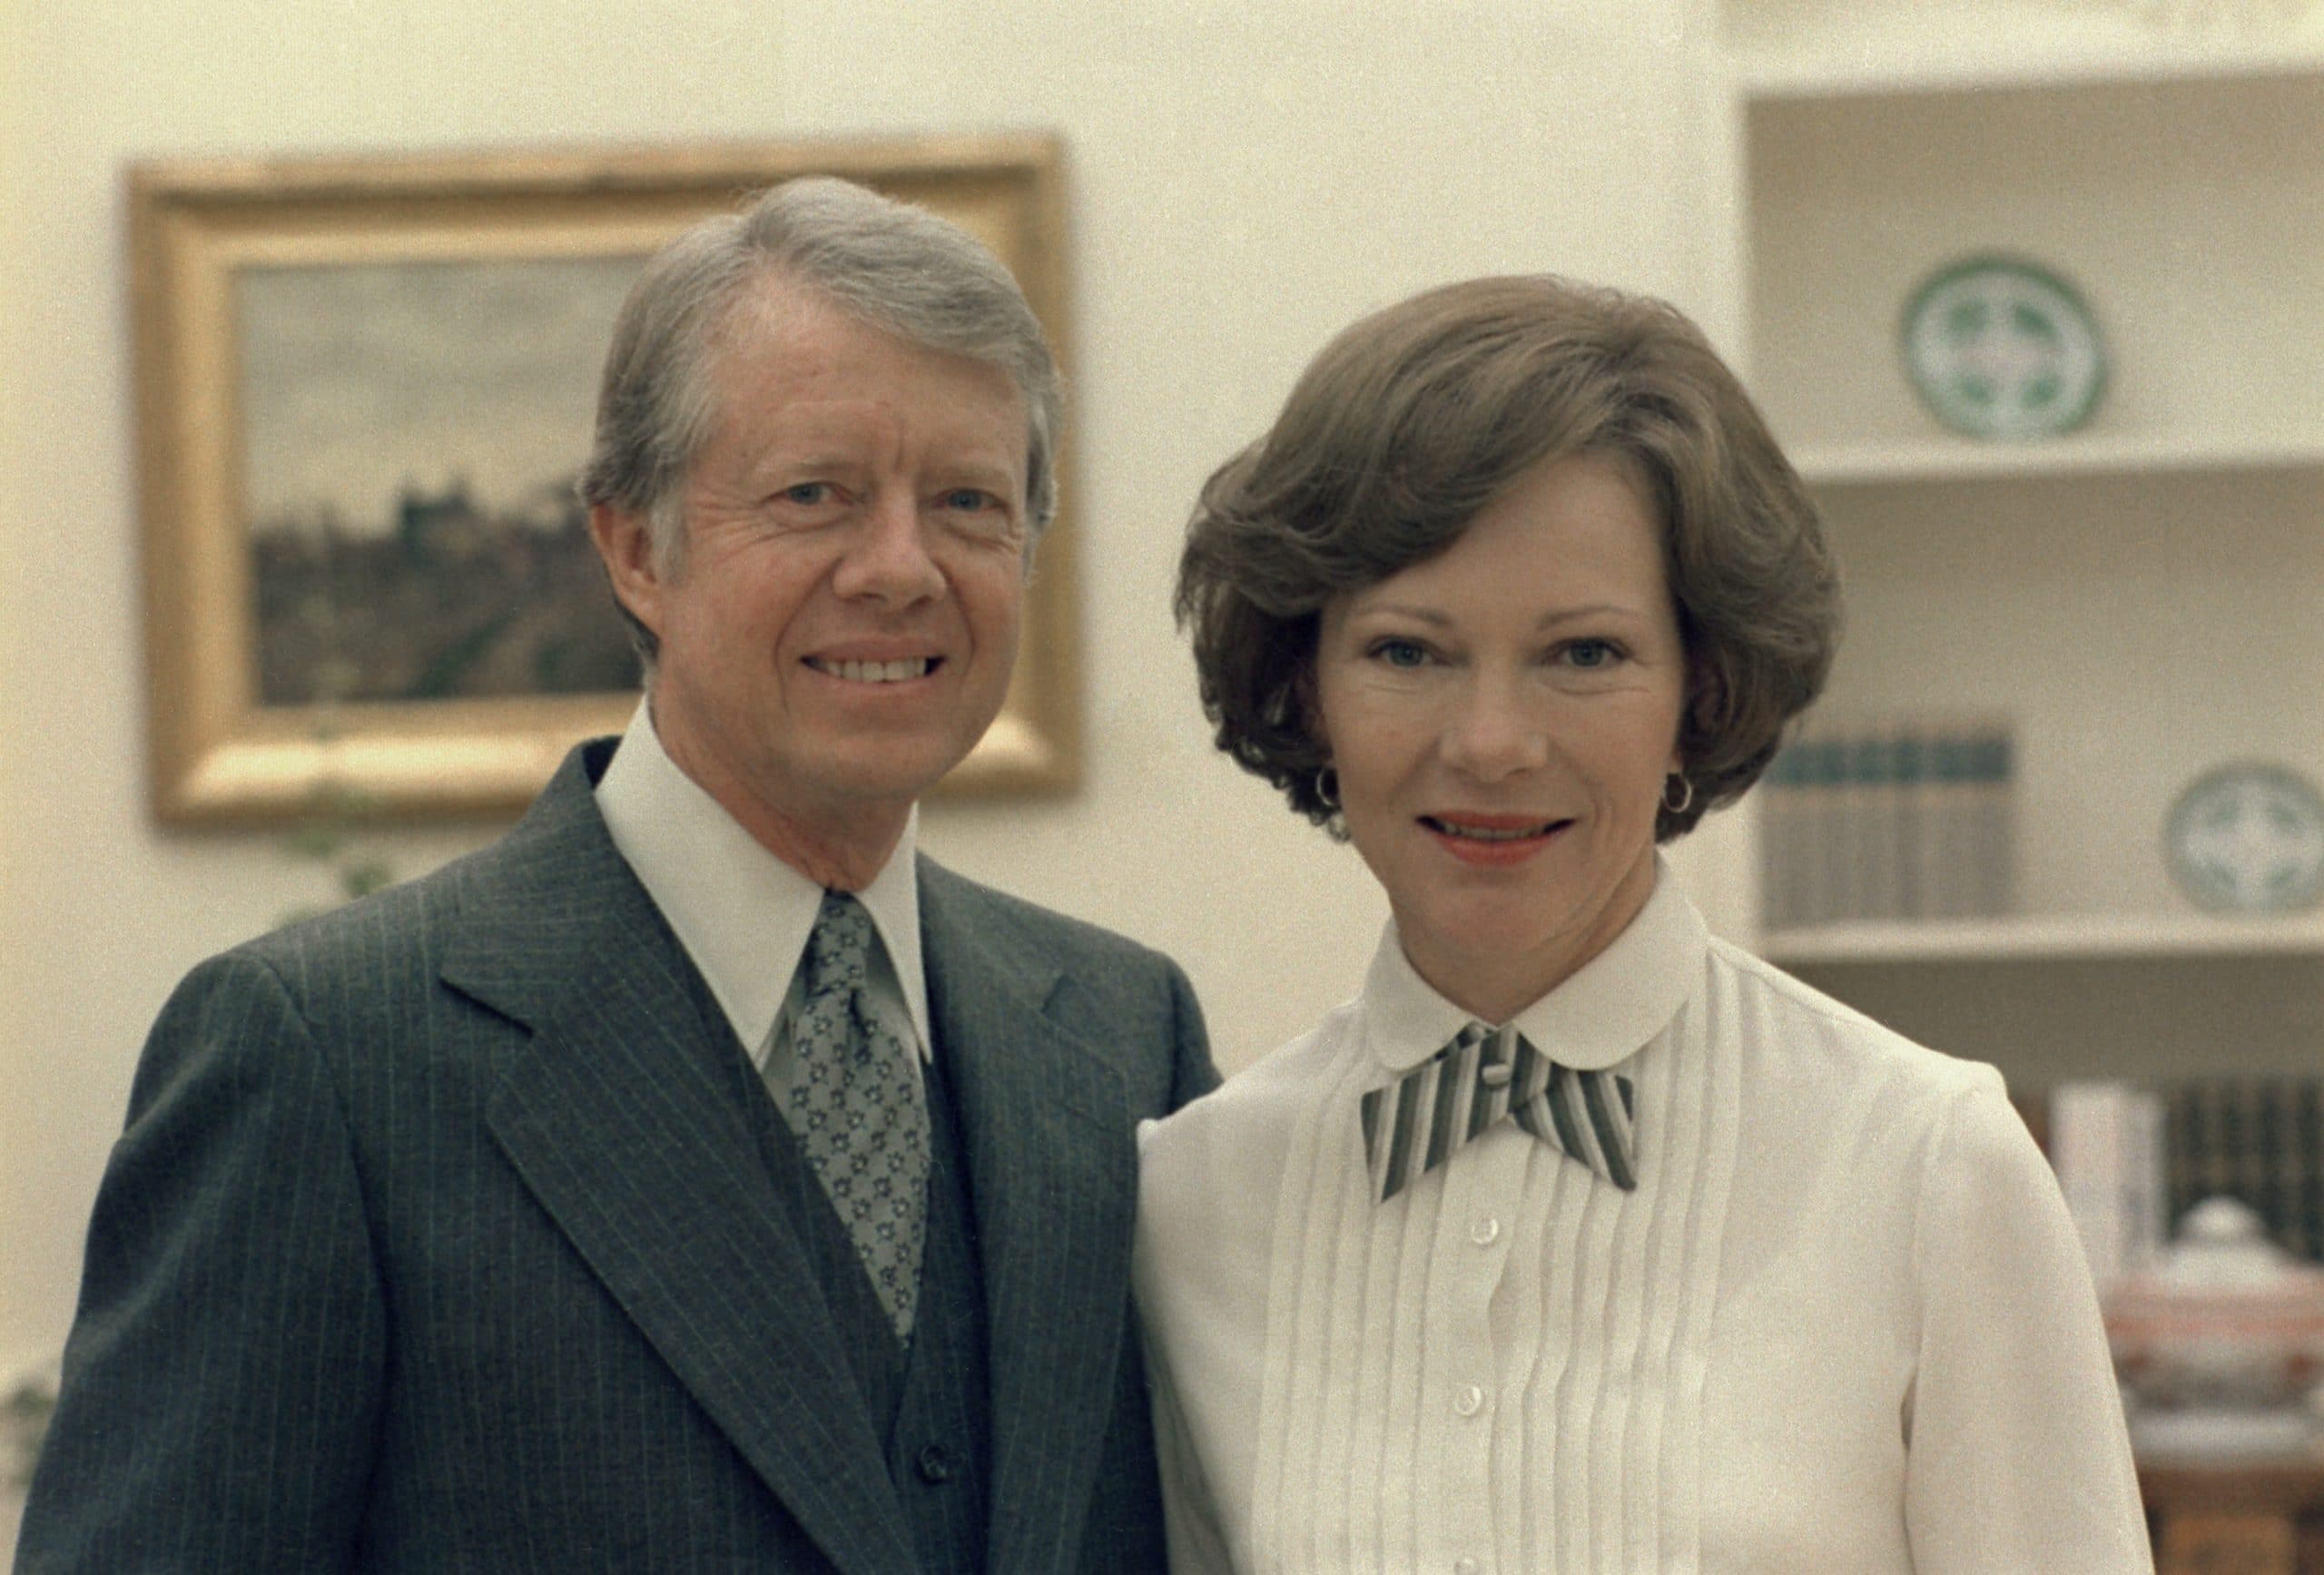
left=239, top=256, right=642, bottom=708
left=131, top=138, right=1077, bottom=824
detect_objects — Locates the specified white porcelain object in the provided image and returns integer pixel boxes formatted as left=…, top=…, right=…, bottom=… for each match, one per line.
left=2108, top=1196, right=2324, bottom=1457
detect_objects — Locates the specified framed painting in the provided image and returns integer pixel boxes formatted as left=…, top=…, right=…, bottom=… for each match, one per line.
left=129, top=134, right=1078, bottom=825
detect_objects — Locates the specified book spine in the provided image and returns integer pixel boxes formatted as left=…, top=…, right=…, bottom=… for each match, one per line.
left=1856, top=727, right=1900, bottom=921
left=1799, top=732, right=1839, bottom=928
left=2254, top=1079, right=2286, bottom=1257
left=1892, top=721, right=1928, bottom=920
left=1758, top=742, right=1801, bottom=933
left=1925, top=729, right=1974, bottom=920
left=2121, top=1088, right=2164, bottom=1282
left=2299, top=1081, right=2323, bottom=1263
left=1973, top=721, right=2018, bottom=918
left=2165, top=1082, right=2201, bottom=1245
left=1821, top=733, right=1854, bottom=925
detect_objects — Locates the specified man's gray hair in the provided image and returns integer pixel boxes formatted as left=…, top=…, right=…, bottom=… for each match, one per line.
left=578, top=175, right=1062, bottom=578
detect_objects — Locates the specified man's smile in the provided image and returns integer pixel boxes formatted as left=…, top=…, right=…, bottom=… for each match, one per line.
left=804, top=655, right=941, bottom=684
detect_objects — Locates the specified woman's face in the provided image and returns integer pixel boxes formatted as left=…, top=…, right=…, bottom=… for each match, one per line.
left=1312, top=453, right=1688, bottom=1022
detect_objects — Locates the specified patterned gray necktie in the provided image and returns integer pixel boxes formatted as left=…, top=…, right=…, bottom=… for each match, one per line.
left=789, top=891, right=931, bottom=1338
left=1361, top=1021, right=1637, bottom=1203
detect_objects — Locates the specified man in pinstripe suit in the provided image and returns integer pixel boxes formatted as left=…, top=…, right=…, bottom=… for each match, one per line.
left=22, top=177, right=1216, bottom=1573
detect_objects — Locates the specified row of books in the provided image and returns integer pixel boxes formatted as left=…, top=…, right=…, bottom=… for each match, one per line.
left=2048, top=1078, right=2324, bottom=1294
left=1758, top=719, right=2017, bottom=929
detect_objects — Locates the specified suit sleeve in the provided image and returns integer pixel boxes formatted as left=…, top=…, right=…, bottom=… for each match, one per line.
left=18, top=952, right=387, bottom=1574
left=1901, top=1076, right=2152, bottom=1574
left=1162, top=959, right=1221, bottom=1114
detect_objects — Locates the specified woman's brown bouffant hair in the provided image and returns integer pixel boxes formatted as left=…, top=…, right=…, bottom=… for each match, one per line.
left=1175, top=273, right=1841, bottom=842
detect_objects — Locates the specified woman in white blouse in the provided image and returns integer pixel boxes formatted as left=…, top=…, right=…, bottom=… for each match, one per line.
left=1139, top=275, right=2149, bottom=1572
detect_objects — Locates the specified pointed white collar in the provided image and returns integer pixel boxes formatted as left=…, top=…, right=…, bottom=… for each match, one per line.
left=1362, top=856, right=1707, bottom=1077
left=593, top=701, right=929, bottom=1057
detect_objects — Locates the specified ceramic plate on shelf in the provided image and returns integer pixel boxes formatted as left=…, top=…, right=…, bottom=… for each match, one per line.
left=2164, top=763, right=2324, bottom=914
left=1898, top=255, right=2107, bottom=441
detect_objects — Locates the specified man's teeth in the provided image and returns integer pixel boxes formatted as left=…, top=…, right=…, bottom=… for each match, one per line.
left=813, top=658, right=931, bottom=683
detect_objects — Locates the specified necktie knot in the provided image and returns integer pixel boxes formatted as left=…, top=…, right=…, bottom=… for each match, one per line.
left=1361, top=1021, right=1638, bottom=1202
left=804, top=891, right=874, bottom=1001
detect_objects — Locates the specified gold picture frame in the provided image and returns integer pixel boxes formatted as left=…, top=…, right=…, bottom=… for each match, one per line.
left=130, top=134, right=1078, bottom=826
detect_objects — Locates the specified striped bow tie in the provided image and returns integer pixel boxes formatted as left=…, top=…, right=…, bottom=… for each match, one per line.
left=1361, top=1022, right=1637, bottom=1203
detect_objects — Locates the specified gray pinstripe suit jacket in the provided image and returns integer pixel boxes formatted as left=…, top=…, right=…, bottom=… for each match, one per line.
left=20, top=740, right=1218, bottom=1574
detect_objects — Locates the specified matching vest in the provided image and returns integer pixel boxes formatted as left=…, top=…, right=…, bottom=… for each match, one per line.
left=739, top=1033, right=994, bottom=1575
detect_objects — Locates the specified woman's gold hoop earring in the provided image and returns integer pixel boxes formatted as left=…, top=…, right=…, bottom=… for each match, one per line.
left=1662, top=773, right=1695, bottom=816
left=1316, top=767, right=1341, bottom=812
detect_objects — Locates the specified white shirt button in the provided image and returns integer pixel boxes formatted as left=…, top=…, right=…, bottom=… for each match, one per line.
left=1470, top=1215, right=1501, bottom=1246
left=1454, top=1383, right=1484, bottom=1417
left=1454, top=1560, right=1481, bottom=1575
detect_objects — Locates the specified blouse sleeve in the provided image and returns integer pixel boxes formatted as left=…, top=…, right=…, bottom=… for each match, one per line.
left=1135, top=1112, right=1242, bottom=1575
left=1145, top=1333, right=1238, bottom=1575
left=1902, top=1073, right=2152, bottom=1573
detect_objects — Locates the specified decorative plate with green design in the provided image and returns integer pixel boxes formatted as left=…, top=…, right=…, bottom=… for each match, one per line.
left=1899, top=255, right=2107, bottom=441
left=2165, top=763, right=2324, bottom=914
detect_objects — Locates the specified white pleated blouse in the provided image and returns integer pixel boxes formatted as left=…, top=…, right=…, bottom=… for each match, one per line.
left=1134, top=870, right=2150, bottom=1573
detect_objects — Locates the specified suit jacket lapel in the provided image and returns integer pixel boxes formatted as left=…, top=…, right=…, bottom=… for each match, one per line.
left=921, top=863, right=1136, bottom=1575
left=449, top=745, right=915, bottom=1575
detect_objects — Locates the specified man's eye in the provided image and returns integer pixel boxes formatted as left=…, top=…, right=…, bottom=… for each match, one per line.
left=1370, top=639, right=1429, bottom=669
left=942, top=488, right=997, bottom=512
left=781, top=483, right=832, bottom=507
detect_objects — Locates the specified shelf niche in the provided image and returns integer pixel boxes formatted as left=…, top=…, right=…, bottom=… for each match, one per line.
left=1807, top=468, right=2323, bottom=927
left=1709, top=9, right=2324, bottom=1096
left=1744, top=69, right=2324, bottom=460
left=1787, top=948, right=2324, bottom=1090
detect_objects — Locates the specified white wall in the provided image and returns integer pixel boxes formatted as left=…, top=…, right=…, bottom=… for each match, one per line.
left=0, top=0, right=1712, bottom=1409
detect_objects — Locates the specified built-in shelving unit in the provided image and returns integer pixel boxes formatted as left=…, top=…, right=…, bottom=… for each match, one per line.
left=1764, top=912, right=2324, bottom=968
left=1703, top=0, right=2324, bottom=1087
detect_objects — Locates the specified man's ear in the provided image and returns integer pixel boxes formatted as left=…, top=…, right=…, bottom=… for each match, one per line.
left=589, top=502, right=665, bottom=639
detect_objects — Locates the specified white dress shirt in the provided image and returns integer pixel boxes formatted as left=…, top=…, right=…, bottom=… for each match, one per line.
left=594, top=702, right=929, bottom=1098
left=1134, top=861, right=2150, bottom=1574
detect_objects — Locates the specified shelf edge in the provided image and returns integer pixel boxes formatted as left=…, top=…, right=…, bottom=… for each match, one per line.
left=1764, top=915, right=2324, bottom=966
left=1789, top=435, right=2324, bottom=488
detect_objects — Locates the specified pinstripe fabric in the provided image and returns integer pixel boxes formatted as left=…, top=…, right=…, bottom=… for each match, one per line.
left=888, top=1048, right=995, bottom=1575
left=1360, top=1021, right=1636, bottom=1201
left=22, top=739, right=1220, bottom=1575
left=742, top=1013, right=917, bottom=1434
left=740, top=1009, right=996, bottom=1575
